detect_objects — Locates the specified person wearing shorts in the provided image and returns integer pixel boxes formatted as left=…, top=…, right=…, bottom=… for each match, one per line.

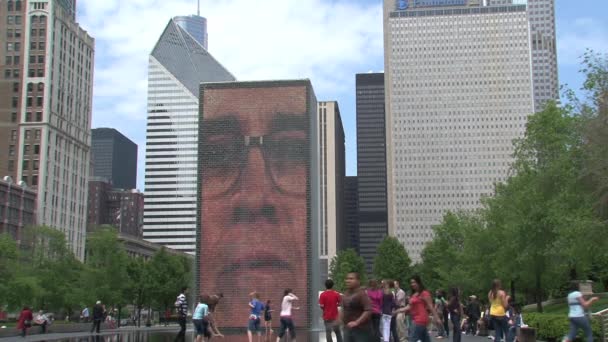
left=248, top=292, right=265, bottom=342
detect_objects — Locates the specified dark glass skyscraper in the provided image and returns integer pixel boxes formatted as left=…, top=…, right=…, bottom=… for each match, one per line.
left=344, top=176, right=360, bottom=253
left=356, top=73, right=387, bottom=273
left=91, top=128, right=138, bottom=190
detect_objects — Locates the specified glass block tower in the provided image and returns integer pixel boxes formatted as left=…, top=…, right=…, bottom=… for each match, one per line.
left=143, top=18, right=235, bottom=253
left=383, top=0, right=535, bottom=261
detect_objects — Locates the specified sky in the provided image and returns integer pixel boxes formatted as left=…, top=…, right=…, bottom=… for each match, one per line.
left=77, top=0, right=608, bottom=191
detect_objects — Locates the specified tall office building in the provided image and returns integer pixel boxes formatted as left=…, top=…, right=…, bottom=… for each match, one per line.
left=318, top=101, right=346, bottom=280
left=528, top=0, right=558, bottom=111
left=355, top=73, right=388, bottom=272
left=0, top=176, right=37, bottom=242
left=174, top=15, right=208, bottom=50
left=143, top=18, right=235, bottom=253
left=0, top=0, right=94, bottom=260
left=344, top=176, right=359, bottom=253
left=91, top=128, right=137, bottom=189
left=384, top=0, right=535, bottom=261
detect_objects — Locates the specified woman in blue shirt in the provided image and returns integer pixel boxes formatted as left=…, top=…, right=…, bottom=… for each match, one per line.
left=564, top=284, right=599, bottom=342
left=193, top=295, right=211, bottom=342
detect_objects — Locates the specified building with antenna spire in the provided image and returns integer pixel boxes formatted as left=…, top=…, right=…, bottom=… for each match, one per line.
left=174, top=1, right=208, bottom=49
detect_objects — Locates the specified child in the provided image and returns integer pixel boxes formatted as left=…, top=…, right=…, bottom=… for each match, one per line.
left=264, top=299, right=274, bottom=337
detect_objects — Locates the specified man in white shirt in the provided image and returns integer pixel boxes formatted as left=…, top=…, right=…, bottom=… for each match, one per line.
left=276, top=289, right=299, bottom=342
left=394, top=281, right=408, bottom=342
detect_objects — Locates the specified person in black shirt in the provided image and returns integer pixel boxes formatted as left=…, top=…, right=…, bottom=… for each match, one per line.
left=466, top=295, right=481, bottom=335
left=90, top=301, right=105, bottom=334
left=175, top=287, right=189, bottom=342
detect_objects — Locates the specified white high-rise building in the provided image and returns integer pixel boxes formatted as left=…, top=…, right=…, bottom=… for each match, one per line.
left=383, top=0, right=535, bottom=261
left=143, top=18, right=234, bottom=253
left=2, top=0, right=94, bottom=260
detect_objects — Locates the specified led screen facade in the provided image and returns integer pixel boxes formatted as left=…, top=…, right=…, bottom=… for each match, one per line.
left=197, top=80, right=319, bottom=329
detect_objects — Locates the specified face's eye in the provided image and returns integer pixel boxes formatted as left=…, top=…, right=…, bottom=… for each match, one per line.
left=201, top=140, right=244, bottom=169
left=265, top=138, right=307, bottom=163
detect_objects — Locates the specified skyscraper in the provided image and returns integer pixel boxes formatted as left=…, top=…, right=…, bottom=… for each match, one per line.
left=91, top=128, right=137, bottom=189
left=384, top=0, right=535, bottom=261
left=143, top=18, right=235, bottom=253
left=355, top=73, right=388, bottom=272
left=174, top=15, right=208, bottom=50
left=344, top=176, right=359, bottom=252
left=0, top=0, right=94, bottom=260
left=318, top=101, right=346, bottom=280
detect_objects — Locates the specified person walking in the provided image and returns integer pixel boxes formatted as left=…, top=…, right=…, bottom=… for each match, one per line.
left=488, top=279, right=509, bottom=342
left=564, top=283, right=599, bottom=342
left=175, top=287, right=189, bottom=341
left=248, top=292, right=265, bottom=342
left=394, top=275, right=443, bottom=342
left=466, top=296, right=481, bottom=335
left=435, top=290, right=448, bottom=338
left=342, top=272, right=373, bottom=342
left=276, top=289, right=298, bottom=342
left=90, top=301, right=105, bottom=334
left=393, top=281, right=408, bottom=342
left=264, top=299, right=274, bottom=338
left=448, top=288, right=464, bottom=342
left=319, top=279, right=343, bottom=342
left=381, top=280, right=396, bottom=342
left=367, top=279, right=383, bottom=340
left=193, top=295, right=210, bottom=342
left=16, top=306, right=33, bottom=337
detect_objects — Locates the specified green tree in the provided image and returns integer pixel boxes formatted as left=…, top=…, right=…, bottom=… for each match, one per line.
left=147, top=248, right=192, bottom=312
left=329, top=249, right=367, bottom=292
left=373, top=236, right=412, bottom=284
left=84, top=226, right=129, bottom=309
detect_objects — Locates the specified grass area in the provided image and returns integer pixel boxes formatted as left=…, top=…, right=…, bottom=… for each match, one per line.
left=524, top=296, right=608, bottom=314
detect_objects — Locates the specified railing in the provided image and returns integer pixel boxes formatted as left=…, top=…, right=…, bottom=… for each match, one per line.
left=593, top=308, right=608, bottom=342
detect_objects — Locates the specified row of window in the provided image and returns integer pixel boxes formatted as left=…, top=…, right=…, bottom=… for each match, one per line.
left=5, top=41, right=46, bottom=52
left=6, top=1, right=23, bottom=11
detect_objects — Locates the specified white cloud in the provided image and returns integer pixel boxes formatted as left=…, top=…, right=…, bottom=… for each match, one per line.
left=78, top=0, right=384, bottom=189
left=557, top=17, right=608, bottom=66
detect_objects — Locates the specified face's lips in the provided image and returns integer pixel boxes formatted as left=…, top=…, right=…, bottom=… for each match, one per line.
left=222, top=254, right=294, bottom=274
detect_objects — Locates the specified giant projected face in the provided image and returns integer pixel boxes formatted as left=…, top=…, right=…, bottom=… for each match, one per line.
left=199, top=82, right=310, bottom=327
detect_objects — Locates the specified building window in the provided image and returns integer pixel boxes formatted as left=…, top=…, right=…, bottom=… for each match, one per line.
left=35, top=130, right=40, bottom=140
left=25, top=112, right=31, bottom=122
left=37, top=69, right=44, bottom=77
left=7, top=16, right=14, bottom=25
left=11, top=97, right=18, bottom=108
left=39, top=28, right=45, bottom=37
left=37, top=83, right=44, bottom=91
left=32, top=175, right=38, bottom=186
left=7, top=1, right=13, bottom=11
left=38, top=42, right=45, bottom=50
left=9, top=145, right=15, bottom=156
left=31, top=15, right=37, bottom=23
left=7, top=43, right=14, bottom=52
left=35, top=112, right=42, bottom=121
left=11, top=113, right=17, bottom=122
left=31, top=28, right=37, bottom=36
left=8, top=160, right=14, bottom=171
left=14, top=16, right=21, bottom=25
left=30, top=42, right=36, bottom=50
left=38, top=55, right=44, bottom=64
left=40, top=16, right=46, bottom=24
left=26, top=97, right=32, bottom=107
left=23, top=144, right=30, bottom=154
left=34, top=145, right=40, bottom=155
left=7, top=29, right=13, bottom=38
left=21, top=176, right=28, bottom=185
left=13, top=69, right=19, bottom=78
left=13, top=56, right=19, bottom=64
left=36, top=96, right=43, bottom=106
left=27, top=83, right=33, bottom=92
left=11, top=130, right=17, bottom=141
left=25, top=130, right=30, bottom=140
left=15, top=0, right=21, bottom=11
left=14, top=42, right=20, bottom=51
left=5, top=56, right=12, bottom=65
left=29, top=55, right=36, bottom=64
left=23, top=160, right=29, bottom=170
left=13, top=82, right=19, bottom=92
left=14, top=29, right=21, bottom=38
left=28, top=69, right=35, bottom=77
left=4, top=70, right=11, bottom=78
left=33, top=160, right=39, bottom=170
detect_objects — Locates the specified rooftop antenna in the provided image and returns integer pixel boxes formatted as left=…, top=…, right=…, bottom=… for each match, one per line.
left=197, top=0, right=200, bottom=16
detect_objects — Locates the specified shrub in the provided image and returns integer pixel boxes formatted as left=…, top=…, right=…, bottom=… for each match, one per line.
left=524, top=313, right=602, bottom=341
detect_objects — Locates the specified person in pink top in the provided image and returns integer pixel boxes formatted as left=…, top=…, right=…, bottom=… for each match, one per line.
left=366, top=279, right=383, bottom=340
left=395, top=275, right=443, bottom=342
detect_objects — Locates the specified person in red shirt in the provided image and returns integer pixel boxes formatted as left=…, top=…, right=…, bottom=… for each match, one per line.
left=16, top=306, right=33, bottom=337
left=319, top=279, right=343, bottom=342
left=395, top=275, right=442, bottom=342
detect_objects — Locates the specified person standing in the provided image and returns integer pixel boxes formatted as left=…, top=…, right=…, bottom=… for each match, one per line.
left=264, top=299, right=274, bottom=337
left=466, top=296, right=481, bottom=335
left=381, top=280, right=396, bottom=342
left=319, top=279, right=343, bottom=342
left=488, top=279, right=509, bottom=342
left=393, top=281, right=408, bottom=342
left=448, top=288, right=464, bottom=342
left=175, top=287, right=189, bottom=341
left=248, top=292, right=265, bottom=342
left=564, top=283, right=599, bottom=342
left=193, top=295, right=210, bottom=342
left=16, top=306, right=33, bottom=337
left=90, top=301, right=105, bottom=334
left=435, top=291, right=448, bottom=338
left=82, top=306, right=90, bottom=323
left=342, top=272, right=373, bottom=342
left=34, top=310, right=51, bottom=334
left=394, top=275, right=443, bottom=342
left=276, top=289, right=299, bottom=342
left=366, top=279, right=383, bottom=340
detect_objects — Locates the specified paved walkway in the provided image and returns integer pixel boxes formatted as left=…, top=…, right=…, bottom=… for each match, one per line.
left=0, top=326, right=495, bottom=342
